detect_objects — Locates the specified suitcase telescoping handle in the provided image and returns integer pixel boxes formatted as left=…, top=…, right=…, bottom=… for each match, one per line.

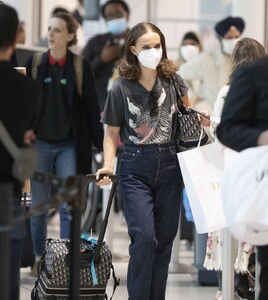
left=86, top=174, right=118, bottom=183
left=86, top=174, right=118, bottom=263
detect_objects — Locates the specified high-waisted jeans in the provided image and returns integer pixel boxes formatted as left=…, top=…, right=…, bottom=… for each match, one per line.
left=30, top=139, right=76, bottom=256
left=119, top=142, right=183, bottom=300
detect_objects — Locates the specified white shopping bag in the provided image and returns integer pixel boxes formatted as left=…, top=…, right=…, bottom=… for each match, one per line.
left=222, top=145, right=268, bottom=245
left=177, top=142, right=236, bottom=233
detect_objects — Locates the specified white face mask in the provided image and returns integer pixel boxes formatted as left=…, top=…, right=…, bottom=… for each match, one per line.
left=106, top=17, right=128, bottom=35
left=137, top=48, right=163, bottom=70
left=222, top=38, right=240, bottom=55
left=180, top=45, right=200, bottom=62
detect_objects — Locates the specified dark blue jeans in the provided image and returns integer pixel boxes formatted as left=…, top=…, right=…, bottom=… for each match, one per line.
left=119, top=142, right=183, bottom=300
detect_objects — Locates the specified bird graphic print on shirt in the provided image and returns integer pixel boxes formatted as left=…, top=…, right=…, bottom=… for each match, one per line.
left=127, top=88, right=176, bottom=144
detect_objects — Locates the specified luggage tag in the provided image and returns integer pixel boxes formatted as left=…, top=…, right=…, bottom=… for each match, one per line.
left=81, top=233, right=98, bottom=285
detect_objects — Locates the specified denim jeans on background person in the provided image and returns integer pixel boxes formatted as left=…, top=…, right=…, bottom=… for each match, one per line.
left=30, top=139, right=76, bottom=256
left=119, top=142, right=183, bottom=300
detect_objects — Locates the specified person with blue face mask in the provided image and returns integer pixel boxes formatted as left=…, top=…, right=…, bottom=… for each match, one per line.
left=82, top=0, right=130, bottom=111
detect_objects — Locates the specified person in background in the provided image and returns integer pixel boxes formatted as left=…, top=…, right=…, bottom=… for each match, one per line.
left=12, top=20, right=27, bottom=67
left=216, top=37, right=268, bottom=300
left=36, top=6, right=69, bottom=48
left=178, top=31, right=202, bottom=65
left=177, top=31, right=203, bottom=106
left=71, top=0, right=85, bottom=26
left=71, top=0, right=86, bottom=53
left=82, top=0, right=130, bottom=111
left=25, top=12, right=103, bottom=276
left=179, top=16, right=245, bottom=114
left=96, top=21, right=190, bottom=300
left=16, top=21, right=26, bottom=44
left=177, top=31, right=207, bottom=243
left=0, top=4, right=41, bottom=299
left=205, top=37, right=267, bottom=300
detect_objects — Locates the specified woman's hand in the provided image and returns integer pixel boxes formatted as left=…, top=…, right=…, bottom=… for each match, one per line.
left=257, top=130, right=268, bottom=145
left=96, top=167, right=114, bottom=186
left=23, top=129, right=36, bottom=145
left=188, top=107, right=211, bottom=126
left=199, top=114, right=211, bottom=127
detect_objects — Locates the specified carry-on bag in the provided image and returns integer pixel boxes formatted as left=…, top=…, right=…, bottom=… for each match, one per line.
left=31, top=177, right=119, bottom=299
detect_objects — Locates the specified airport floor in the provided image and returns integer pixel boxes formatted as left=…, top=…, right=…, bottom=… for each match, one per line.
left=20, top=212, right=219, bottom=300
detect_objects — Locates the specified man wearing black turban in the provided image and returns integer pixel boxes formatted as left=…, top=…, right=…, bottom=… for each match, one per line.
left=215, top=16, right=245, bottom=55
left=179, top=16, right=245, bottom=113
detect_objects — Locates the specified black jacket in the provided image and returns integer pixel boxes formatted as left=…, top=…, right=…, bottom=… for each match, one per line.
left=0, top=61, right=40, bottom=187
left=216, top=56, right=268, bottom=151
left=25, top=50, right=104, bottom=174
left=82, top=32, right=124, bottom=111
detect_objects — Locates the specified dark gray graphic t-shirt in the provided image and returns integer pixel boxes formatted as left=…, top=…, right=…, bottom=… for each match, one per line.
left=101, top=74, right=187, bottom=145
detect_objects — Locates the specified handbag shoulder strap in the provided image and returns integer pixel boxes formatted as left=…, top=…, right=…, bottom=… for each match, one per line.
left=171, top=76, right=184, bottom=108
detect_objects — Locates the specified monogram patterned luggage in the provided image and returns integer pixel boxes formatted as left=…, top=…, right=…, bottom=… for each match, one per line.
left=31, top=237, right=117, bottom=299
left=31, top=179, right=119, bottom=300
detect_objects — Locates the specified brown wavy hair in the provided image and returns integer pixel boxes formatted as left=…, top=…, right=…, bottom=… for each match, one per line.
left=117, top=22, right=178, bottom=80
left=228, top=37, right=267, bottom=84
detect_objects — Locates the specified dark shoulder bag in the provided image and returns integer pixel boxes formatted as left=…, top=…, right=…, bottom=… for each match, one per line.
left=171, top=77, right=210, bottom=152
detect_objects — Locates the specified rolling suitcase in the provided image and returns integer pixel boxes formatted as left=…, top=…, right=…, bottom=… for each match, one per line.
left=31, top=176, right=119, bottom=299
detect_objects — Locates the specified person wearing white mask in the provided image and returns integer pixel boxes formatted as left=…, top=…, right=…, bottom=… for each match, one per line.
left=177, top=31, right=203, bottom=107
left=96, top=22, right=190, bottom=300
left=178, top=31, right=202, bottom=64
left=216, top=17, right=244, bottom=56
left=177, top=31, right=204, bottom=249
left=82, top=0, right=130, bottom=111
left=179, top=16, right=245, bottom=113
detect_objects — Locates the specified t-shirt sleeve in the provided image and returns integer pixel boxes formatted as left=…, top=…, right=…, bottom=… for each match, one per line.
left=176, top=73, right=188, bottom=96
left=101, top=83, right=123, bottom=127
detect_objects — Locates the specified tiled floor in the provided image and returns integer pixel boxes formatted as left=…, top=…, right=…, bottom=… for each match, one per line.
left=20, top=212, right=218, bottom=300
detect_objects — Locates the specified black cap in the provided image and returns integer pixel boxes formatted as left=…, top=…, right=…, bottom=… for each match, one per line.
left=215, top=16, right=245, bottom=38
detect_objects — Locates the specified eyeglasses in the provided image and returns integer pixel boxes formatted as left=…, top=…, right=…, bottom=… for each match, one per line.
left=149, top=91, right=159, bottom=117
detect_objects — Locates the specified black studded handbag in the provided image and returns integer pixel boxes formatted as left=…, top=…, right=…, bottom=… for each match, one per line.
left=171, top=77, right=210, bottom=152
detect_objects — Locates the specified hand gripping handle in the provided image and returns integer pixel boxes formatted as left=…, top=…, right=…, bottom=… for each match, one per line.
left=86, top=174, right=118, bottom=183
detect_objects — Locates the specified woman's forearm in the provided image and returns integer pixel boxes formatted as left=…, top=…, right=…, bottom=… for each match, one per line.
left=102, top=125, right=120, bottom=172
